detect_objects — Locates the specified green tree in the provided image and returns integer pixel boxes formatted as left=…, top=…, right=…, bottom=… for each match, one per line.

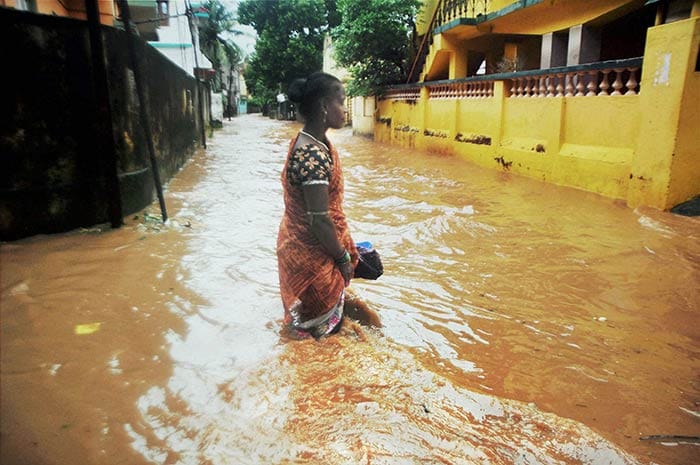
left=238, top=0, right=333, bottom=108
left=332, top=0, right=420, bottom=96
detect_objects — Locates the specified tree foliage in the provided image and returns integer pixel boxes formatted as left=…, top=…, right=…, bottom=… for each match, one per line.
left=238, top=0, right=332, bottom=107
left=332, top=0, right=419, bottom=96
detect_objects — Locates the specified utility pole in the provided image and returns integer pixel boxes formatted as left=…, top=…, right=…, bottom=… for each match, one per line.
left=185, top=0, right=207, bottom=148
left=117, top=0, right=168, bottom=222
left=227, top=64, right=235, bottom=118
left=85, top=0, right=123, bottom=228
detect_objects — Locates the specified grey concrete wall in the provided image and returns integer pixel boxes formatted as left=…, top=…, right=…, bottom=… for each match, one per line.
left=0, top=7, right=205, bottom=241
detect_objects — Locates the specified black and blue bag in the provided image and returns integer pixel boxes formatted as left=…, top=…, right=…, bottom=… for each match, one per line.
left=354, top=241, right=383, bottom=280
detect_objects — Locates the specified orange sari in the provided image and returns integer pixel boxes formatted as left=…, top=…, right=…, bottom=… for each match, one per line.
left=277, top=136, right=358, bottom=325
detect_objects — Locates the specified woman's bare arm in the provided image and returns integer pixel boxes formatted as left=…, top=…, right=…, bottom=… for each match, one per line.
left=302, top=184, right=353, bottom=285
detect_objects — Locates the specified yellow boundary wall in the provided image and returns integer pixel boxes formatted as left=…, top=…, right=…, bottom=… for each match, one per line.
left=376, top=17, right=700, bottom=210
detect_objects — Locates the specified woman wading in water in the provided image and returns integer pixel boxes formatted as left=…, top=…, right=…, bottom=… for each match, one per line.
left=277, top=72, right=377, bottom=339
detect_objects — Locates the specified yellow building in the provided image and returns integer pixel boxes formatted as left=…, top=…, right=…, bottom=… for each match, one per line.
left=0, top=0, right=117, bottom=24
left=376, top=0, right=700, bottom=211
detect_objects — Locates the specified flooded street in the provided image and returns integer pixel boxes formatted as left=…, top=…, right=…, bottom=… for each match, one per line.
left=2, top=114, right=699, bottom=465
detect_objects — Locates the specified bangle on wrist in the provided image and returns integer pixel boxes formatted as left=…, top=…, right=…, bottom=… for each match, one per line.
left=334, top=249, right=351, bottom=265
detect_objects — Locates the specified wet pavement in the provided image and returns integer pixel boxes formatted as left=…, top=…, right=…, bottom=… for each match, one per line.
left=2, top=114, right=699, bottom=464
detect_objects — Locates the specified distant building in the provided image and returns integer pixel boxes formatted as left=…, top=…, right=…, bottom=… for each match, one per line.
left=322, top=33, right=362, bottom=130
left=322, top=34, right=350, bottom=82
left=234, top=60, right=250, bottom=114
left=144, top=0, right=213, bottom=78
left=220, top=59, right=248, bottom=116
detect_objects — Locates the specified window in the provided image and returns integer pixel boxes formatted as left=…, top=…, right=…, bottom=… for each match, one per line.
left=157, top=0, right=169, bottom=16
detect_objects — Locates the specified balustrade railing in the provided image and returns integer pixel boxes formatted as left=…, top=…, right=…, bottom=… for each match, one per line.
left=508, top=63, right=641, bottom=98
left=428, top=81, right=495, bottom=99
left=436, top=0, right=490, bottom=27
left=387, top=58, right=642, bottom=102
left=381, top=87, right=421, bottom=101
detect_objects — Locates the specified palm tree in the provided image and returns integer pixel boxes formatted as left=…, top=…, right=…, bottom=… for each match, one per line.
left=197, top=0, right=243, bottom=93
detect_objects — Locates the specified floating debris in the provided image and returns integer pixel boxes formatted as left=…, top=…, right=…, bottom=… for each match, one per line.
left=74, top=322, right=101, bottom=335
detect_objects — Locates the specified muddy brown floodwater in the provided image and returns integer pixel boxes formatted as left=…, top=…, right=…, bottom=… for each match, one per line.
left=2, top=115, right=699, bottom=465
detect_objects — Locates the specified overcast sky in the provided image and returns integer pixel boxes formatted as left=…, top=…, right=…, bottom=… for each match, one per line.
left=220, top=0, right=257, bottom=57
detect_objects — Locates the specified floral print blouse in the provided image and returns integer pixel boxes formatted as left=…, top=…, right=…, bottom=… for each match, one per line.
left=286, top=143, right=334, bottom=187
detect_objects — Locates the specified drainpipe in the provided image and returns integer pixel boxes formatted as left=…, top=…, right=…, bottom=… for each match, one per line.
left=85, top=0, right=123, bottom=228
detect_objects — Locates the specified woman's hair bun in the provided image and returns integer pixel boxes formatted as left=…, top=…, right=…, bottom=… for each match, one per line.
left=287, top=78, right=307, bottom=104
left=287, top=72, right=341, bottom=119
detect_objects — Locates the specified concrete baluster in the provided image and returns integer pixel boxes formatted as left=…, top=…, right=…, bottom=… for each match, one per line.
left=555, top=74, right=564, bottom=96
left=599, top=70, right=610, bottom=96
left=586, top=70, right=598, bottom=96
left=575, top=73, right=586, bottom=96
left=611, top=68, right=624, bottom=95
left=565, top=74, right=575, bottom=96
left=546, top=76, right=556, bottom=97
left=625, top=67, right=639, bottom=95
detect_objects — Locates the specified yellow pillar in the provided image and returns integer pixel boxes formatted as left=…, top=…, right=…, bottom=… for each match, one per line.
left=628, top=17, right=700, bottom=209
left=691, top=0, right=700, bottom=18
left=429, top=33, right=469, bottom=80
left=447, top=36, right=468, bottom=79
